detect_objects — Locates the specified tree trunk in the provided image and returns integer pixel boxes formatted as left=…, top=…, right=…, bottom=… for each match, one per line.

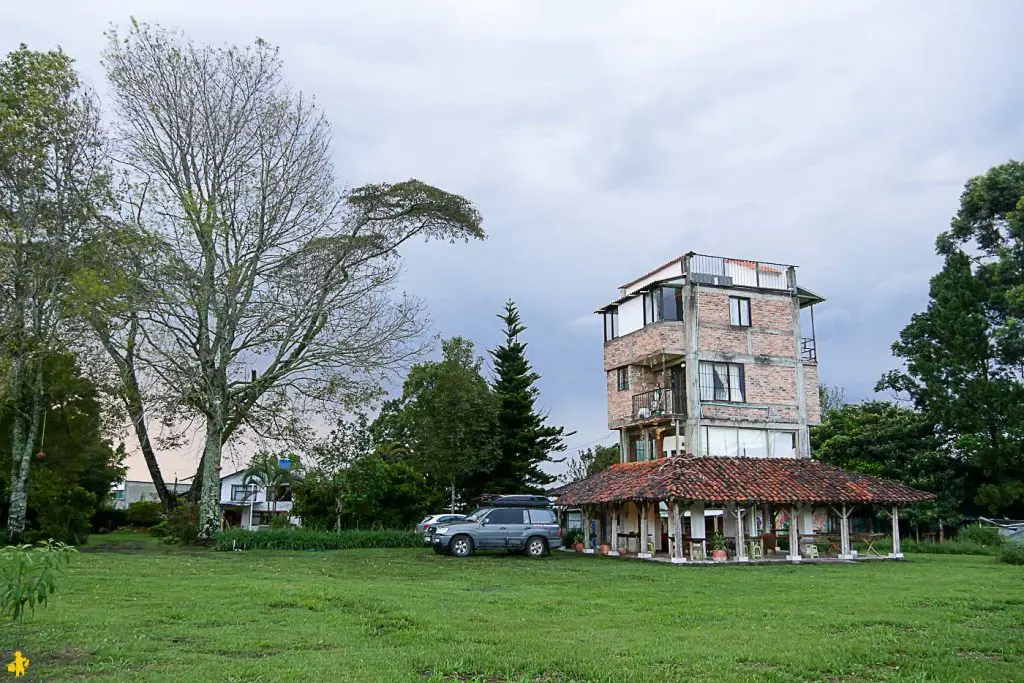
left=123, top=375, right=173, bottom=508
left=197, top=415, right=224, bottom=539
left=939, top=522, right=945, bottom=543
left=6, top=360, right=44, bottom=543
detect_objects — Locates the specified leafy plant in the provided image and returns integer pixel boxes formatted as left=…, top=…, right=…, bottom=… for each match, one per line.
left=562, top=528, right=583, bottom=546
left=1, top=540, right=77, bottom=647
left=269, top=514, right=292, bottom=530
left=711, top=533, right=727, bottom=552
left=164, top=504, right=200, bottom=545
left=959, top=525, right=1004, bottom=547
left=148, top=521, right=169, bottom=538
left=998, top=543, right=1024, bottom=565
left=125, top=500, right=163, bottom=527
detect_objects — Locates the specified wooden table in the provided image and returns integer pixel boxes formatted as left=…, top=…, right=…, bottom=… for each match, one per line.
left=856, top=532, right=886, bottom=557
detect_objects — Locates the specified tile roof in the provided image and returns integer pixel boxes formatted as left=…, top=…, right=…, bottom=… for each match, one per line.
left=552, top=456, right=935, bottom=506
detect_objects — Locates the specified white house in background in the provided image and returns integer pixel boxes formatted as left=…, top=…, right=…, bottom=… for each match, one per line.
left=109, top=480, right=191, bottom=509
left=219, top=470, right=298, bottom=529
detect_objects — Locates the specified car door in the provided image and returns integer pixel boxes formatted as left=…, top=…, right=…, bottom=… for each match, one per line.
left=478, top=509, right=520, bottom=549
left=502, top=508, right=530, bottom=549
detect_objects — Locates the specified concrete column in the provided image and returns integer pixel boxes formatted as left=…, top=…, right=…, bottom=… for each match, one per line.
left=582, top=506, right=594, bottom=554
left=839, top=504, right=853, bottom=560
left=787, top=504, right=802, bottom=562
left=671, top=501, right=686, bottom=563
left=609, top=505, right=620, bottom=556
left=619, top=430, right=630, bottom=464
left=890, top=506, right=903, bottom=559
left=734, top=506, right=747, bottom=562
left=638, top=502, right=651, bottom=558
left=690, top=502, right=706, bottom=559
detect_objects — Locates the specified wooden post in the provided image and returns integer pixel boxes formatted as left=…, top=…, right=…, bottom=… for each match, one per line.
left=609, top=504, right=619, bottom=556
left=890, top=506, right=902, bottom=559
left=671, top=501, right=686, bottom=563
left=639, top=502, right=651, bottom=558
left=840, top=504, right=852, bottom=559
left=788, top=504, right=801, bottom=562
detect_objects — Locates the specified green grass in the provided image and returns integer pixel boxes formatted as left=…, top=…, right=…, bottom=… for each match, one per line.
left=5, top=532, right=1023, bottom=682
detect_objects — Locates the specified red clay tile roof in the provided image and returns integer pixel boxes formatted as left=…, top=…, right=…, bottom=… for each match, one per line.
left=552, top=456, right=935, bottom=506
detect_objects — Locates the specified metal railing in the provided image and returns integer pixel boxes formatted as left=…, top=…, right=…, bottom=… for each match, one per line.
left=687, top=253, right=795, bottom=291
left=801, top=337, right=817, bottom=362
left=631, top=387, right=686, bottom=421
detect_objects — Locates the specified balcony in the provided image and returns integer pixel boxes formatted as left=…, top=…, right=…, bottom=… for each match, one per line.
left=801, top=337, right=817, bottom=362
left=631, top=387, right=686, bottom=423
left=687, top=253, right=795, bottom=291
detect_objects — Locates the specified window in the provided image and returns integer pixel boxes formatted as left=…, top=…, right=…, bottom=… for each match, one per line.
left=771, top=431, right=797, bottom=458
left=642, top=291, right=657, bottom=325
left=231, top=484, right=256, bottom=501
left=528, top=509, right=557, bottom=525
left=603, top=307, right=619, bottom=341
left=729, top=296, right=751, bottom=326
left=110, top=490, right=125, bottom=500
left=486, top=509, right=526, bottom=525
left=698, top=362, right=745, bottom=402
left=703, top=427, right=766, bottom=457
left=634, top=439, right=647, bottom=462
left=616, top=367, right=629, bottom=392
left=659, top=287, right=684, bottom=321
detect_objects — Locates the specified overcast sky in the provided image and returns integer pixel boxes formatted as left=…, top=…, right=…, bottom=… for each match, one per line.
left=4, top=1, right=1023, bottom=480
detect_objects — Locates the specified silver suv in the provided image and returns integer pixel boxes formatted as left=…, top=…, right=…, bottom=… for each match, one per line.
left=427, top=496, right=562, bottom=558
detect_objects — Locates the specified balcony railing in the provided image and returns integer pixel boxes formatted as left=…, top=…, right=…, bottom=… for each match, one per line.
left=631, top=387, right=686, bottom=422
left=687, top=253, right=795, bottom=291
left=801, top=337, right=817, bottom=362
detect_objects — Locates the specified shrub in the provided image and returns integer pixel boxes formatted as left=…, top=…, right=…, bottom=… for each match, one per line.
left=213, top=528, right=422, bottom=551
left=562, top=528, right=583, bottom=546
left=998, top=544, right=1024, bottom=565
left=959, top=525, right=1004, bottom=547
left=91, top=506, right=129, bottom=533
left=148, top=521, right=169, bottom=538
left=125, top=501, right=163, bottom=528
left=1, top=540, right=77, bottom=646
left=269, top=514, right=292, bottom=530
left=164, top=504, right=200, bottom=545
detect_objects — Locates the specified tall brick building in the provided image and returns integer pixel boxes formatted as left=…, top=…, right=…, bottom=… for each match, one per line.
left=597, top=252, right=824, bottom=463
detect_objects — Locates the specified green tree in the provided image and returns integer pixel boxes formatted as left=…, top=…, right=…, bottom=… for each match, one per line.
left=373, top=337, right=498, bottom=510
left=819, top=384, right=846, bottom=417
left=0, top=353, right=125, bottom=543
left=0, top=46, right=114, bottom=541
left=879, top=161, right=1024, bottom=515
left=340, top=455, right=429, bottom=529
left=563, top=444, right=620, bottom=483
left=242, top=453, right=293, bottom=520
left=291, top=468, right=346, bottom=531
left=489, top=301, right=571, bottom=493
left=811, top=401, right=963, bottom=537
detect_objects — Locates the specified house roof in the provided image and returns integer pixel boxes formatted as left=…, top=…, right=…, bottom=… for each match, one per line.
left=618, top=255, right=684, bottom=290
left=552, top=456, right=935, bottom=506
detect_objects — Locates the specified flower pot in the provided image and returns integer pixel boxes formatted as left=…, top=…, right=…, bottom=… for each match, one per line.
left=599, top=544, right=611, bottom=555
left=573, top=543, right=584, bottom=552
left=712, top=549, right=728, bottom=562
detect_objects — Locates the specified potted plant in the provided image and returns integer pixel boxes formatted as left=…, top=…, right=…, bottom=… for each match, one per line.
left=599, top=541, right=611, bottom=555
left=711, top=533, right=728, bottom=562
left=563, top=528, right=584, bottom=552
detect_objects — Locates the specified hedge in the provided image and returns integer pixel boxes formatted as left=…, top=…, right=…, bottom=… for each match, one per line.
left=214, top=528, right=422, bottom=551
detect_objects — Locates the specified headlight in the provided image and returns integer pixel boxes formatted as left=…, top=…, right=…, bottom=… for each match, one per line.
left=436, top=527, right=449, bottom=535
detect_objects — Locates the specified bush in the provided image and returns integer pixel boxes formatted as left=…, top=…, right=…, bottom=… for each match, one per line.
left=1, top=540, right=77, bottom=643
left=998, top=544, right=1024, bottom=565
left=269, top=514, right=292, bottom=530
left=91, top=507, right=129, bottom=533
left=213, top=528, right=422, bottom=551
left=561, top=528, right=583, bottom=546
left=125, top=500, right=163, bottom=528
left=164, top=504, right=200, bottom=545
left=959, top=525, right=1005, bottom=547
left=148, top=521, right=169, bottom=538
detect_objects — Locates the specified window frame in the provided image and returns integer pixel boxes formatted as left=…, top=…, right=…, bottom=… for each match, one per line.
left=485, top=508, right=526, bottom=525
left=616, top=367, right=629, bottom=392
left=231, top=484, right=256, bottom=502
left=698, top=361, right=746, bottom=403
left=729, top=296, right=751, bottom=327
left=603, top=307, right=619, bottom=342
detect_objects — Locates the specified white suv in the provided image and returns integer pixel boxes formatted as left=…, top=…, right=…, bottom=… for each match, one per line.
left=417, top=514, right=466, bottom=542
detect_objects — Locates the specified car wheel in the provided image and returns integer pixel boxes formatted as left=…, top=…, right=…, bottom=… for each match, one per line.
left=450, top=535, right=474, bottom=557
left=526, top=536, right=548, bottom=558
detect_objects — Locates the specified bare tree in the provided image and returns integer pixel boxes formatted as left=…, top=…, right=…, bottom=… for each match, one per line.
left=0, top=46, right=114, bottom=541
left=102, top=23, right=485, bottom=537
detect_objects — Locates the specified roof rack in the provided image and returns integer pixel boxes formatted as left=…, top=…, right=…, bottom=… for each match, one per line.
left=485, top=494, right=552, bottom=508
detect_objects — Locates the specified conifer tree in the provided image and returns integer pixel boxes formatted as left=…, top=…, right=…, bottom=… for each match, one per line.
left=489, top=301, right=570, bottom=492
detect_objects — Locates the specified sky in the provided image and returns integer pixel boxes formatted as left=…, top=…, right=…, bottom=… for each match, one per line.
left=3, top=1, right=1023, bottom=481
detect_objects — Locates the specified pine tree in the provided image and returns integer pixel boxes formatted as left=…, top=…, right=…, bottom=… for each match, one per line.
left=489, top=301, right=571, bottom=493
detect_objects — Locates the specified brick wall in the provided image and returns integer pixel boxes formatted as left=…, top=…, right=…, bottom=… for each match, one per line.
left=745, top=363, right=797, bottom=405
left=698, top=327, right=747, bottom=355
left=804, top=363, right=821, bottom=425
left=750, top=332, right=794, bottom=357
left=697, top=290, right=795, bottom=334
left=603, top=322, right=686, bottom=371
left=606, top=365, right=663, bottom=428
left=701, top=403, right=800, bottom=425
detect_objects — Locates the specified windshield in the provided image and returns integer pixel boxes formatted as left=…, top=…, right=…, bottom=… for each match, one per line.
left=466, top=508, right=491, bottom=522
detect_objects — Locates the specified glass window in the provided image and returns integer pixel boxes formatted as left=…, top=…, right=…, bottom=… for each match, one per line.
left=111, top=490, right=125, bottom=500
left=634, top=439, right=647, bottom=462
left=616, top=367, right=629, bottom=391
left=699, top=362, right=745, bottom=403
left=659, top=287, right=684, bottom=321
left=771, top=431, right=797, bottom=458
left=603, top=308, right=619, bottom=341
left=738, top=429, right=767, bottom=458
left=231, top=484, right=255, bottom=501
left=486, top=509, right=526, bottom=525
left=729, top=297, right=751, bottom=326
left=704, top=427, right=739, bottom=456
left=528, top=509, right=557, bottom=525
left=642, top=292, right=658, bottom=325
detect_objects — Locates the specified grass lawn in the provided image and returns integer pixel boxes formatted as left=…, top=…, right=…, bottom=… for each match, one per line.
left=5, top=532, right=1022, bottom=682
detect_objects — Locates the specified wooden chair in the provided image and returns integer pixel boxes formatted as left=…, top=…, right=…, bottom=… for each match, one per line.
left=761, top=533, right=778, bottom=557
left=689, top=542, right=706, bottom=561
left=803, top=541, right=820, bottom=559
left=748, top=538, right=764, bottom=560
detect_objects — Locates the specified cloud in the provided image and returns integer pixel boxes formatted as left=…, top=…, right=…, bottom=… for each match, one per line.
left=4, top=0, right=1024, bottom=477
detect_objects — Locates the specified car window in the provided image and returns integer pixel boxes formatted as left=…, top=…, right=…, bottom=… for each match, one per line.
left=466, top=508, right=490, bottom=521
left=528, top=509, right=556, bottom=525
left=420, top=516, right=433, bottom=524
left=439, top=515, right=459, bottom=523
left=485, top=508, right=526, bottom=525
